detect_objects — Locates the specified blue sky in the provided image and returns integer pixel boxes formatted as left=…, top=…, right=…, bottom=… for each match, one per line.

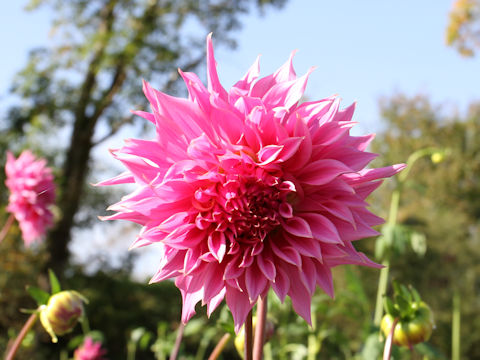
left=1, top=1, right=478, bottom=133
left=1, top=1, right=478, bottom=277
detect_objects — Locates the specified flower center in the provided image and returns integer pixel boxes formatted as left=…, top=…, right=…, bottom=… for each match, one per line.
left=193, top=163, right=295, bottom=251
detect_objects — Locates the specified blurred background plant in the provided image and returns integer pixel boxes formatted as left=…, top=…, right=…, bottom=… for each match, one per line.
left=2, top=0, right=480, bottom=359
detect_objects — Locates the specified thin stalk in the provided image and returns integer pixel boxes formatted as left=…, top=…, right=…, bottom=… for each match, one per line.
left=452, top=291, right=461, bottom=360
left=253, top=296, right=268, bottom=360
left=374, top=259, right=390, bottom=326
left=5, top=312, right=38, bottom=360
left=382, top=317, right=399, bottom=360
left=207, top=333, right=231, bottom=360
left=0, top=214, right=14, bottom=244
left=245, top=310, right=253, bottom=360
left=169, top=322, right=185, bottom=360
left=307, top=312, right=319, bottom=360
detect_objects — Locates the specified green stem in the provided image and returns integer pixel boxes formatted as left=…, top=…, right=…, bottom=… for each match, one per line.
left=169, top=322, right=185, bottom=360
left=452, top=291, right=461, bottom=360
left=253, top=296, right=267, bottom=360
left=307, top=312, right=319, bottom=360
left=245, top=310, right=253, bottom=360
left=0, top=214, right=15, bottom=244
left=374, top=259, right=390, bottom=326
left=374, top=189, right=398, bottom=326
left=207, top=333, right=231, bottom=360
left=5, top=312, right=38, bottom=360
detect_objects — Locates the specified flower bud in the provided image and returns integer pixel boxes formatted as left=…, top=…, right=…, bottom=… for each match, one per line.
left=431, top=152, right=445, bottom=164
left=381, top=302, right=434, bottom=347
left=39, top=291, right=87, bottom=343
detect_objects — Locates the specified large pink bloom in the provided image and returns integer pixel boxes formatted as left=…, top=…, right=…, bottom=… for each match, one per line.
left=5, top=150, right=55, bottom=246
left=99, top=34, right=404, bottom=331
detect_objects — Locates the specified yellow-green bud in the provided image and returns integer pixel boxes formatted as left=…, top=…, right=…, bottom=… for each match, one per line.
left=431, top=152, right=445, bottom=164
left=39, top=290, right=87, bottom=343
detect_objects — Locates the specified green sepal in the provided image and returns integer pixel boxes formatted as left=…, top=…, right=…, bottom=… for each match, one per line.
left=384, top=297, right=399, bottom=317
left=48, top=269, right=61, bottom=294
left=26, top=285, right=50, bottom=306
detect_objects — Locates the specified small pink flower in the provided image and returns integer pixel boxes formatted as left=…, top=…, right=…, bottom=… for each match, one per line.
left=74, top=337, right=107, bottom=360
left=5, top=150, right=55, bottom=246
left=99, top=34, right=405, bottom=332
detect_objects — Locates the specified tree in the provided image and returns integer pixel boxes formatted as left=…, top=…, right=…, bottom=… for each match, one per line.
left=0, top=0, right=287, bottom=274
left=446, top=0, right=480, bottom=56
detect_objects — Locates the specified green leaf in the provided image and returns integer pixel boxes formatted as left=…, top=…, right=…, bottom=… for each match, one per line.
left=27, top=285, right=50, bottom=306
left=48, top=269, right=61, bottom=294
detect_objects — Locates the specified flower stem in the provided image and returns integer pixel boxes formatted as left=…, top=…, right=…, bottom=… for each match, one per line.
left=207, top=333, right=231, bottom=360
left=382, top=317, right=399, bottom=360
left=0, top=214, right=14, bottom=244
left=245, top=310, right=253, bottom=360
left=374, top=259, right=390, bottom=326
left=5, top=312, right=38, bottom=360
left=253, top=296, right=267, bottom=360
left=169, top=321, right=185, bottom=360
left=452, top=290, right=461, bottom=360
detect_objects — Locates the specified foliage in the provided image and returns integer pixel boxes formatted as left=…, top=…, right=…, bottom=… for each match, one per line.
left=446, top=0, right=480, bottom=56
left=371, top=93, right=480, bottom=359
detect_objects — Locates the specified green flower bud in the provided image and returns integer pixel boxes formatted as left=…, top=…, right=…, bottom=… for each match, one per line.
left=39, top=290, right=87, bottom=343
left=381, top=302, right=434, bottom=347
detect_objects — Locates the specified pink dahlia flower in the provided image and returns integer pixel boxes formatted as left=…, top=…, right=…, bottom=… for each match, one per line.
left=74, top=337, right=107, bottom=360
left=99, top=34, right=404, bottom=331
left=5, top=150, right=55, bottom=246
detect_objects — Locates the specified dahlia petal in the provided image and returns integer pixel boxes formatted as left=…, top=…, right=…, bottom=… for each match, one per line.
left=273, top=50, right=297, bottom=82
left=315, top=262, right=334, bottom=298
left=354, top=180, right=384, bottom=200
left=344, top=164, right=406, bottom=184
left=262, top=67, right=314, bottom=110
left=287, top=268, right=312, bottom=325
left=206, top=33, right=228, bottom=100
left=299, top=256, right=317, bottom=294
left=271, top=241, right=302, bottom=267
left=298, top=159, right=352, bottom=186
left=207, top=287, right=226, bottom=317
left=176, top=276, right=204, bottom=323
left=271, top=265, right=290, bottom=302
left=225, top=285, right=253, bottom=333
left=245, top=263, right=268, bottom=301
left=283, top=233, right=323, bottom=260
left=332, top=101, right=356, bottom=123
left=281, top=216, right=313, bottom=238
left=93, top=171, right=134, bottom=186
left=277, top=136, right=304, bottom=162
left=131, top=109, right=155, bottom=124
left=208, top=231, right=227, bottom=262
left=301, top=212, right=342, bottom=244
left=348, top=133, right=376, bottom=152
left=257, top=252, right=276, bottom=281
left=258, top=144, right=284, bottom=165
left=232, top=55, right=260, bottom=93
